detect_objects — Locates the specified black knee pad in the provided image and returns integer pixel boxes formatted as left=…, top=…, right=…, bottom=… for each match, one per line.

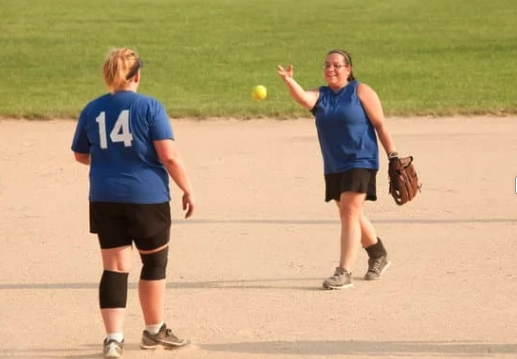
left=140, top=247, right=168, bottom=280
left=99, top=270, right=129, bottom=309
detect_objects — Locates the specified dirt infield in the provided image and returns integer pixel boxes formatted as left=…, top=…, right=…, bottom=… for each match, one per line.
left=0, top=116, right=516, bottom=359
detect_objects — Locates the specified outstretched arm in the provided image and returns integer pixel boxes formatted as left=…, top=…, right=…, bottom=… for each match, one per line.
left=277, top=64, right=319, bottom=110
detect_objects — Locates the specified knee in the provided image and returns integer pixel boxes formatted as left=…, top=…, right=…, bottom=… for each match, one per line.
left=338, top=194, right=365, bottom=221
left=339, top=205, right=362, bottom=222
left=139, top=247, right=169, bottom=280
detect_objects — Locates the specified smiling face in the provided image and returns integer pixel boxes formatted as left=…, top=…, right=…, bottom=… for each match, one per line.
left=323, top=51, right=353, bottom=90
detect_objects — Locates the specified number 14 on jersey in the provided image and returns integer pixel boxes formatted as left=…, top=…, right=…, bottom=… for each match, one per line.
left=96, top=110, right=133, bottom=149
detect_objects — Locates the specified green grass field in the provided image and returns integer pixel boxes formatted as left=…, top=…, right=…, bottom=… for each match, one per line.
left=1, top=0, right=516, bottom=119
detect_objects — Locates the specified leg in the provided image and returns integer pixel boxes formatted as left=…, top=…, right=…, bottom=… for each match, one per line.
left=360, top=214, right=378, bottom=248
left=137, top=243, right=189, bottom=349
left=129, top=202, right=189, bottom=349
left=358, top=170, right=391, bottom=280
left=335, top=205, right=383, bottom=251
left=138, top=244, right=168, bottom=327
left=338, top=206, right=390, bottom=272
left=333, top=203, right=379, bottom=260
left=99, top=245, right=132, bottom=359
left=99, top=246, right=132, bottom=335
left=90, top=201, right=132, bottom=358
left=360, top=214, right=390, bottom=280
left=127, top=203, right=171, bottom=331
left=324, top=170, right=390, bottom=283
left=337, top=191, right=366, bottom=272
left=323, top=192, right=365, bottom=289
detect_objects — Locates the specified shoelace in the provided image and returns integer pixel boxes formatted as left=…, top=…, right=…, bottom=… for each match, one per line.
left=333, top=269, right=345, bottom=277
left=164, top=328, right=179, bottom=340
left=369, top=258, right=382, bottom=273
left=105, top=339, right=122, bottom=347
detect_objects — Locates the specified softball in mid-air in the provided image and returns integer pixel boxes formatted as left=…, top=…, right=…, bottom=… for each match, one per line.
left=252, top=85, right=267, bottom=100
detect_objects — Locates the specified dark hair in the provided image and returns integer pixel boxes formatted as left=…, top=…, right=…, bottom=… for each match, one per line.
left=326, top=49, right=355, bottom=81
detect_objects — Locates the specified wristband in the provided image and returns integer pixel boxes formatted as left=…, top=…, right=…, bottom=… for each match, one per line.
left=388, top=151, right=399, bottom=159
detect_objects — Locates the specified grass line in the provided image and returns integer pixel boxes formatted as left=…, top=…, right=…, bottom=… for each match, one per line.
left=1, top=0, right=516, bottom=119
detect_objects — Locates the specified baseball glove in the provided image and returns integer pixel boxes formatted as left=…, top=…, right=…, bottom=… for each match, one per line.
left=388, top=154, right=421, bottom=205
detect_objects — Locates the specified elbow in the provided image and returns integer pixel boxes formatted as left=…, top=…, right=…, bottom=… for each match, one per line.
left=295, top=98, right=314, bottom=111
left=376, top=122, right=389, bottom=135
left=369, top=116, right=385, bottom=132
left=74, top=153, right=90, bottom=165
left=298, top=100, right=312, bottom=110
left=297, top=94, right=318, bottom=111
left=160, top=155, right=179, bottom=168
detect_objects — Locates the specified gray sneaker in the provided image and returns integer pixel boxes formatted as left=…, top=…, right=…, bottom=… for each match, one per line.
left=364, top=256, right=391, bottom=280
left=322, top=267, right=353, bottom=290
left=103, top=339, right=123, bottom=359
left=141, top=323, right=189, bottom=350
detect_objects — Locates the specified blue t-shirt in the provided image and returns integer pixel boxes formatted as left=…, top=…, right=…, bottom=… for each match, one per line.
left=311, top=80, right=379, bottom=174
left=71, top=91, right=174, bottom=204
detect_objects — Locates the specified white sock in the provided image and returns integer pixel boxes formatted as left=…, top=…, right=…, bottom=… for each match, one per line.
left=146, top=322, right=164, bottom=335
left=105, top=332, right=124, bottom=343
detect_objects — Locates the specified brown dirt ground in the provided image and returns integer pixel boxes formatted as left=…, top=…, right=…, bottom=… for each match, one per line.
left=0, top=116, right=516, bottom=359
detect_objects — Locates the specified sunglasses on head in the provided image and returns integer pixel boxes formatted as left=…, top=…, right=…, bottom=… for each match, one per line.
left=125, top=58, right=144, bottom=80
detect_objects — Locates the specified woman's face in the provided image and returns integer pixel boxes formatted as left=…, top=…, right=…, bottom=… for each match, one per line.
left=323, top=53, right=351, bottom=89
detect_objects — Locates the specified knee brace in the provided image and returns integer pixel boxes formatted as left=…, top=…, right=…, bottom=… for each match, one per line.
left=140, top=247, right=168, bottom=280
left=99, top=270, right=129, bottom=309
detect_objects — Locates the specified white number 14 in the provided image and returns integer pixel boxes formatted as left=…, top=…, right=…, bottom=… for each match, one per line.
left=95, top=110, right=134, bottom=149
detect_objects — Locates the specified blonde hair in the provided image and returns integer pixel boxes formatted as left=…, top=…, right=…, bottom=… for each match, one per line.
left=102, top=48, right=143, bottom=92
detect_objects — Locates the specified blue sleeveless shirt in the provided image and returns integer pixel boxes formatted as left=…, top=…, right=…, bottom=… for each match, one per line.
left=311, top=80, right=379, bottom=174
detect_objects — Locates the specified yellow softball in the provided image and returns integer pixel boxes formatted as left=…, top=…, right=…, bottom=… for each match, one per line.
left=252, top=85, right=267, bottom=100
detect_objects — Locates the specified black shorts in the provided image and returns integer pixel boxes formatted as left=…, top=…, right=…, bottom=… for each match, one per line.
left=324, top=168, right=377, bottom=202
left=89, top=201, right=171, bottom=250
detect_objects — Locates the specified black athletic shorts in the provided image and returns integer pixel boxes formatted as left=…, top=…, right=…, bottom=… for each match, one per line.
left=89, top=201, right=171, bottom=250
left=324, top=168, right=377, bottom=202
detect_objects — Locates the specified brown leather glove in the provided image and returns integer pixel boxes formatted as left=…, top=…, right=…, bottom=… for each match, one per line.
left=388, top=153, right=422, bottom=205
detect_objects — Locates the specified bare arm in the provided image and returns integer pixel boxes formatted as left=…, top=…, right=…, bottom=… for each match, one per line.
left=74, top=152, right=90, bottom=165
left=277, top=64, right=319, bottom=110
left=357, top=83, right=397, bottom=157
left=154, top=139, right=195, bottom=218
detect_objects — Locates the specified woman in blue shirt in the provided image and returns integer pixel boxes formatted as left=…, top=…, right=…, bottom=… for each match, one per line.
left=71, top=48, right=195, bottom=358
left=278, top=49, right=399, bottom=290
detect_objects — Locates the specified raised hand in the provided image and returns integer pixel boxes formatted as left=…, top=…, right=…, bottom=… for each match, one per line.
left=277, top=64, right=294, bottom=82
